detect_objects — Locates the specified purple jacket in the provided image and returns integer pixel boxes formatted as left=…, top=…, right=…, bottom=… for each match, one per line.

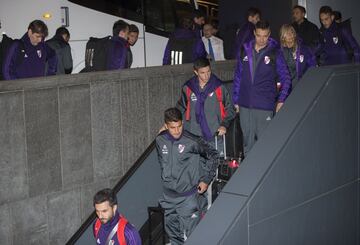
left=318, top=22, right=360, bottom=65
left=162, top=28, right=206, bottom=65
left=108, top=36, right=128, bottom=70
left=232, top=38, right=292, bottom=111
left=93, top=212, right=141, bottom=245
left=3, top=33, right=57, bottom=80
left=281, top=40, right=316, bottom=81
left=234, top=21, right=255, bottom=58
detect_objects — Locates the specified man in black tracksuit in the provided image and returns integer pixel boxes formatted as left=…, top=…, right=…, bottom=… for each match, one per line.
left=156, top=108, right=219, bottom=245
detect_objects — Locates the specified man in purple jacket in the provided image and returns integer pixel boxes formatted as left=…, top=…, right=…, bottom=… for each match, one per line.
left=318, top=5, right=360, bottom=66
left=232, top=21, right=291, bottom=156
left=3, top=20, right=57, bottom=80
left=107, top=19, right=129, bottom=70
left=163, top=17, right=206, bottom=65
left=93, top=188, right=141, bottom=245
left=234, top=7, right=261, bottom=58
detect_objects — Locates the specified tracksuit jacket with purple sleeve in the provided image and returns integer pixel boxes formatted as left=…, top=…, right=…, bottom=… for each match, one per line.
left=162, top=28, right=206, bottom=65
left=232, top=38, right=292, bottom=111
left=93, top=212, right=141, bottom=245
left=3, top=33, right=57, bottom=80
left=282, top=40, right=316, bottom=81
left=234, top=21, right=255, bottom=58
left=318, top=22, right=360, bottom=65
left=107, top=36, right=128, bottom=70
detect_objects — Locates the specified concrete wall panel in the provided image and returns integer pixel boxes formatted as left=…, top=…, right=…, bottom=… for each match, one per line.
left=0, top=91, right=27, bottom=204
left=59, top=85, right=93, bottom=188
left=11, top=196, right=48, bottom=245
left=0, top=204, right=12, bottom=245
left=120, top=79, right=149, bottom=170
left=91, top=82, right=122, bottom=180
left=48, top=189, right=82, bottom=245
left=148, top=76, right=173, bottom=137
left=25, top=88, right=62, bottom=197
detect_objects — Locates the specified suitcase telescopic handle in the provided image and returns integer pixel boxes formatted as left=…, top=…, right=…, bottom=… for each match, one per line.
left=215, top=132, right=226, bottom=159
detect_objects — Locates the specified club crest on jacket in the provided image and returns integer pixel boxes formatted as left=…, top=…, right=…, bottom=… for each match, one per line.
left=178, top=144, right=185, bottom=153
left=333, top=36, right=338, bottom=44
left=264, top=55, right=270, bottom=64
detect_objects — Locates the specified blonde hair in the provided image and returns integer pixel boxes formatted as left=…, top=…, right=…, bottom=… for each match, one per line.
left=279, top=24, right=297, bottom=50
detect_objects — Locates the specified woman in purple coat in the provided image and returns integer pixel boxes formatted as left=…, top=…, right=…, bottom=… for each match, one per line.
left=279, top=24, right=316, bottom=88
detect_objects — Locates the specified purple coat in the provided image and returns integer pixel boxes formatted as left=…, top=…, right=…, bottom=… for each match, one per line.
left=162, top=28, right=206, bottom=65
left=93, top=212, right=141, bottom=245
left=234, top=21, right=255, bottom=58
left=232, top=38, right=292, bottom=111
left=3, top=33, right=57, bottom=80
left=318, top=22, right=360, bottom=65
left=108, top=36, right=128, bottom=70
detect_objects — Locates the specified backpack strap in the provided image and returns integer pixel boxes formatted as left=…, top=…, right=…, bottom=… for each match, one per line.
left=117, top=216, right=128, bottom=245
left=186, top=85, right=226, bottom=121
left=93, top=216, right=128, bottom=245
left=215, top=86, right=226, bottom=120
left=185, top=86, right=192, bottom=121
left=93, top=218, right=102, bottom=238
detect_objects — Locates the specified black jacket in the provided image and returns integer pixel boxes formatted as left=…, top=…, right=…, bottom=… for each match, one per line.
left=292, top=18, right=320, bottom=50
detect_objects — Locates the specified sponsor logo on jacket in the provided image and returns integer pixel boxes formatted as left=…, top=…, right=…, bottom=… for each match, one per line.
left=162, top=145, right=168, bottom=154
left=190, top=93, right=197, bottom=101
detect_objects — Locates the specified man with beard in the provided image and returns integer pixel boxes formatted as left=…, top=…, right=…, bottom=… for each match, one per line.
left=93, top=188, right=141, bottom=245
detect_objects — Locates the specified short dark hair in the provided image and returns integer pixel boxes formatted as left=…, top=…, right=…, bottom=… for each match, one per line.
left=193, top=9, right=206, bottom=19
left=247, top=7, right=261, bottom=18
left=180, top=17, right=194, bottom=30
left=129, top=24, right=139, bottom=33
left=319, top=6, right=333, bottom=15
left=164, top=108, right=182, bottom=123
left=255, top=20, right=270, bottom=30
left=28, top=20, right=48, bottom=37
left=55, top=27, right=70, bottom=37
left=113, top=19, right=129, bottom=36
left=332, top=10, right=342, bottom=21
left=293, top=5, right=306, bottom=14
left=93, top=188, right=117, bottom=207
left=193, top=58, right=210, bottom=70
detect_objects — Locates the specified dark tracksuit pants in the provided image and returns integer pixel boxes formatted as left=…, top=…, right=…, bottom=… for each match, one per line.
left=240, top=107, right=273, bottom=156
left=160, top=192, right=207, bottom=245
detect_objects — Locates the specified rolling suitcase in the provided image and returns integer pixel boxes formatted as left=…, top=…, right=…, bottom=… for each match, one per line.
left=143, top=206, right=168, bottom=245
left=212, top=123, right=242, bottom=202
left=225, top=113, right=244, bottom=162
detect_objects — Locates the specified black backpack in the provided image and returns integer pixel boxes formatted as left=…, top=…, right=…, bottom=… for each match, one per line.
left=168, top=37, right=197, bottom=65
left=0, top=34, right=25, bottom=80
left=80, top=36, right=112, bottom=73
